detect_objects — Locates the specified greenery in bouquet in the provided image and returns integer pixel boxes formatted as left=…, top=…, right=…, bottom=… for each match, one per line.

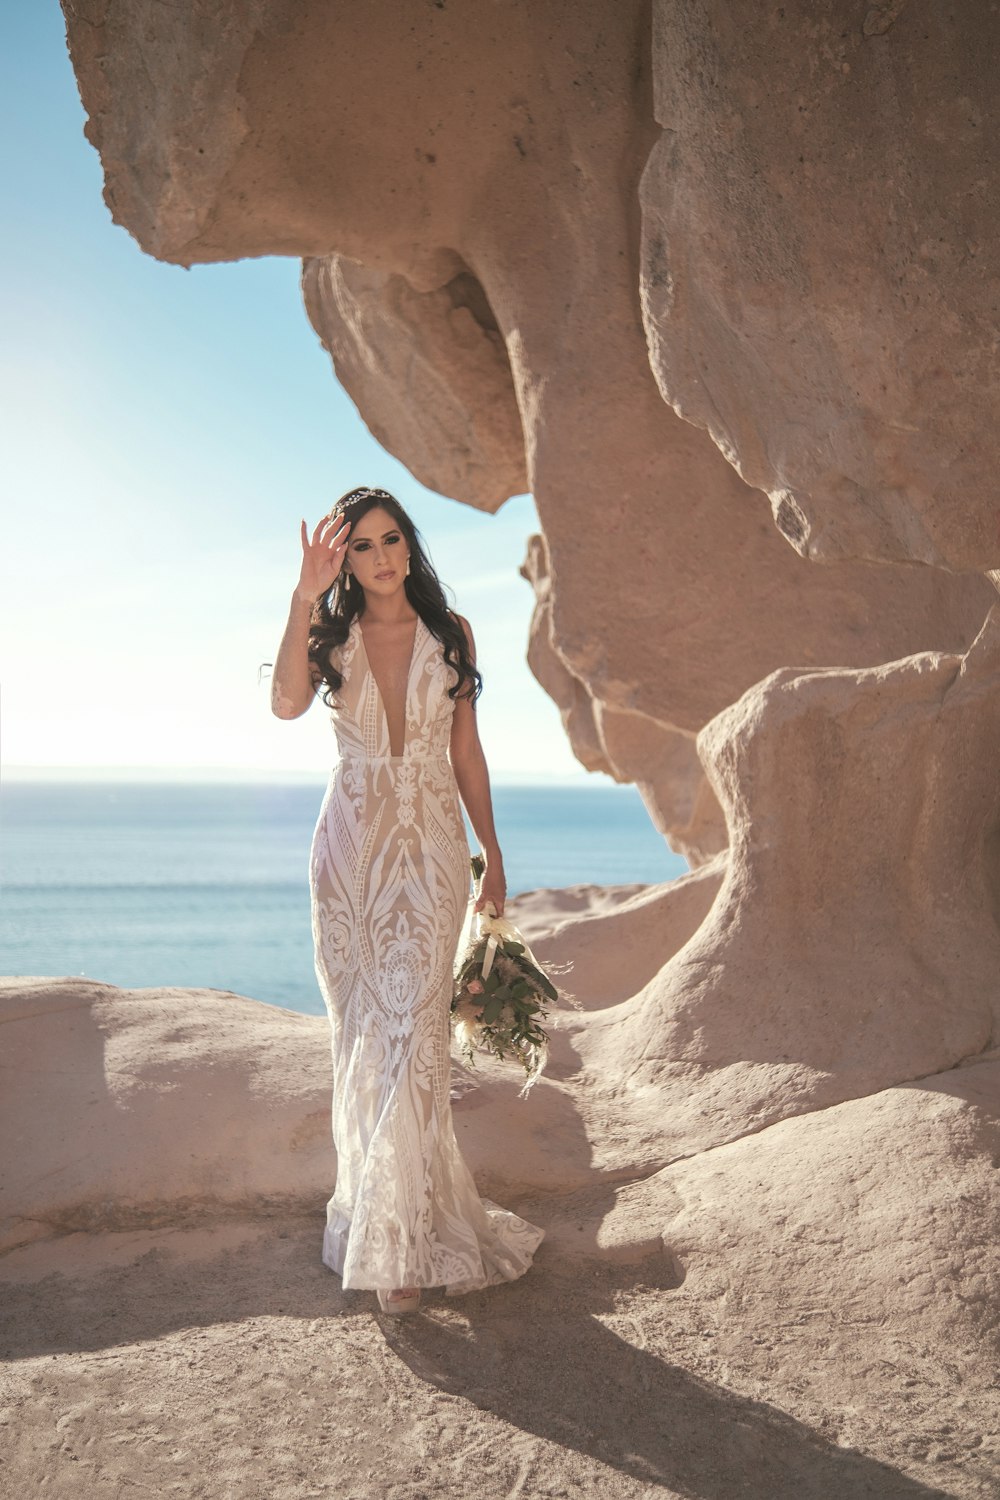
left=450, top=853, right=573, bottom=1096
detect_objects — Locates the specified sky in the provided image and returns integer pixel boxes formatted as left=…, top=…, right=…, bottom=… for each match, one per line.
left=0, top=4, right=593, bottom=785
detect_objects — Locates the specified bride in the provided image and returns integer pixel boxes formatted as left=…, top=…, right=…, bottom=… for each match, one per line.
left=270, top=486, right=544, bottom=1315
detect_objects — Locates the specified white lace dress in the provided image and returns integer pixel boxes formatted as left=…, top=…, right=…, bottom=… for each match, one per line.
left=310, top=612, right=544, bottom=1294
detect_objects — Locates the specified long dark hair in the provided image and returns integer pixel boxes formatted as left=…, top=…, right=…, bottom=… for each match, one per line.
left=308, top=487, right=483, bottom=707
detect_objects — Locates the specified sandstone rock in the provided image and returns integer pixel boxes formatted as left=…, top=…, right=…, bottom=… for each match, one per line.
left=301, top=255, right=526, bottom=511
left=641, top=0, right=1000, bottom=570
left=596, top=706, right=728, bottom=867
left=657, top=1054, right=1000, bottom=1344
left=65, top=0, right=272, bottom=263
left=569, top=605, right=1000, bottom=1171
left=52, top=0, right=1000, bottom=1262
left=0, top=978, right=334, bottom=1254
left=533, top=1054, right=1000, bottom=1488
left=520, top=531, right=727, bottom=862
left=508, top=858, right=726, bottom=1012
left=62, top=0, right=996, bottom=828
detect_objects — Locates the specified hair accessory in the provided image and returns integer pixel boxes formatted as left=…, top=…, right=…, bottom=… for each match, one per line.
left=344, top=486, right=393, bottom=505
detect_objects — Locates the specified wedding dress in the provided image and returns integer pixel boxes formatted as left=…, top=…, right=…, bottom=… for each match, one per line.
left=310, top=610, right=544, bottom=1294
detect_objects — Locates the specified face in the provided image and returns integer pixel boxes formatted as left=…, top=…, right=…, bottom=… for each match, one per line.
left=343, top=506, right=411, bottom=595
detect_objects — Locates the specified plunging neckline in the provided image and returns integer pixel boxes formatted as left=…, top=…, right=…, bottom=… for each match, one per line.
left=354, top=613, right=423, bottom=757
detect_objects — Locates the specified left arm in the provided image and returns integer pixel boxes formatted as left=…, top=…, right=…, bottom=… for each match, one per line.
left=448, top=613, right=506, bottom=916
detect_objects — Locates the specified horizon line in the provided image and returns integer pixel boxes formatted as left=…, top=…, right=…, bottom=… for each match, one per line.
left=2, top=763, right=619, bottom=789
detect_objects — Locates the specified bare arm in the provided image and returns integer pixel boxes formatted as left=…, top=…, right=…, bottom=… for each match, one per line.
left=448, top=614, right=506, bottom=916
left=270, top=514, right=351, bottom=720
left=270, top=589, right=321, bottom=719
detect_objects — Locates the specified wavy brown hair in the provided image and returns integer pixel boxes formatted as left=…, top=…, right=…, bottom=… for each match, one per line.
left=307, top=487, right=483, bottom=708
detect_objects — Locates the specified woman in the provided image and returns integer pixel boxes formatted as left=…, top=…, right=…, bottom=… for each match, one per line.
left=270, top=486, right=544, bottom=1315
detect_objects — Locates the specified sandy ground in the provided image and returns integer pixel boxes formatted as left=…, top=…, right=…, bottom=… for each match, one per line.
left=1, top=1205, right=989, bottom=1500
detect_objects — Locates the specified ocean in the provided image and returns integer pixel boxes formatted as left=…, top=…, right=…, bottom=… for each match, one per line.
left=1, top=780, right=688, bottom=1015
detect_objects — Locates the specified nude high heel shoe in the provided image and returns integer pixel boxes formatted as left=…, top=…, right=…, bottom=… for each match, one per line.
left=377, top=1287, right=421, bottom=1316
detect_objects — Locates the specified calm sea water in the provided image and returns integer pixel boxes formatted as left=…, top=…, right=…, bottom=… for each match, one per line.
left=0, top=780, right=687, bottom=1015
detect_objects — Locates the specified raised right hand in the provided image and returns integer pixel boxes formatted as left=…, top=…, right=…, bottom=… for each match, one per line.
left=296, top=514, right=351, bottom=602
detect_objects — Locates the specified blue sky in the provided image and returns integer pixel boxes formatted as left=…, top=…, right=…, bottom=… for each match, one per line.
left=1, top=4, right=594, bottom=784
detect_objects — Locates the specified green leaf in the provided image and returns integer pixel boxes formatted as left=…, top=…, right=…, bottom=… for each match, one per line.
left=482, top=995, right=504, bottom=1024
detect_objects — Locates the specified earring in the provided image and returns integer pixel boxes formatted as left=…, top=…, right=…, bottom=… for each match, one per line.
left=405, top=555, right=411, bottom=576
left=342, top=569, right=351, bottom=588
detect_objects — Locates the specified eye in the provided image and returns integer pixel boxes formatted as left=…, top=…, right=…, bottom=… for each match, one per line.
left=385, top=533, right=401, bottom=545
left=354, top=541, right=371, bottom=551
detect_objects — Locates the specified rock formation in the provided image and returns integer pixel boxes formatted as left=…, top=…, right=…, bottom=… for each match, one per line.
left=62, top=0, right=997, bottom=860
left=0, top=979, right=334, bottom=1254
left=641, top=0, right=1000, bottom=572
left=569, top=605, right=1000, bottom=1170
left=301, top=256, right=527, bottom=511
left=37, top=5, right=1000, bottom=1488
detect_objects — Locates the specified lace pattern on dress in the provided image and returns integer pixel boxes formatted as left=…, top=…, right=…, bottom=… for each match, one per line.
left=310, top=613, right=545, bottom=1292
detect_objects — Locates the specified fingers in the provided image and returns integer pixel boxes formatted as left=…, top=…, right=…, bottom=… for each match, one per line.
left=305, top=518, right=351, bottom=572
left=311, top=525, right=350, bottom=570
left=318, top=516, right=351, bottom=545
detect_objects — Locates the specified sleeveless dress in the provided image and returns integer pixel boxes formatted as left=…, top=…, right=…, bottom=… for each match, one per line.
left=309, top=611, right=545, bottom=1294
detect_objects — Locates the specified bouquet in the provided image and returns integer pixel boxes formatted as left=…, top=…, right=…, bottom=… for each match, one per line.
left=450, top=854, right=574, bottom=1096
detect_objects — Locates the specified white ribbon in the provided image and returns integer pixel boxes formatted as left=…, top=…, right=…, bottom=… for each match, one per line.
left=478, top=902, right=525, bottom=980
left=469, top=871, right=572, bottom=995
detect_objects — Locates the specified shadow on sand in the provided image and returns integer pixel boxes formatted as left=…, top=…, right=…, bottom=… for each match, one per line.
left=0, top=1217, right=958, bottom=1500
left=381, top=1261, right=956, bottom=1500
